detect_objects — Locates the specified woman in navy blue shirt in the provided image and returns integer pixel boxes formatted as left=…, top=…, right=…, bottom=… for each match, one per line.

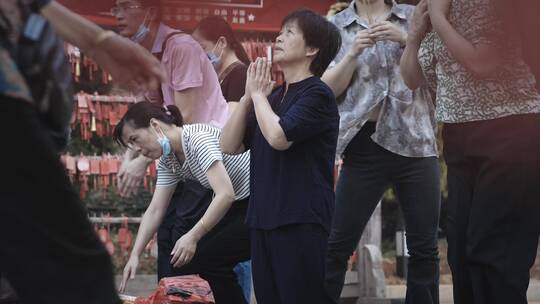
left=221, top=9, right=341, bottom=304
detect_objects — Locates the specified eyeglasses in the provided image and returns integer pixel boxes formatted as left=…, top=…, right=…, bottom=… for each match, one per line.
left=110, top=4, right=144, bottom=16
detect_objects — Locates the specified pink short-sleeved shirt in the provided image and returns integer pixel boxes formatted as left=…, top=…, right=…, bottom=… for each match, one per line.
left=148, top=23, right=228, bottom=128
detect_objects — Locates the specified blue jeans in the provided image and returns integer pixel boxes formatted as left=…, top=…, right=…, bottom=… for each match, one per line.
left=234, top=261, right=252, bottom=302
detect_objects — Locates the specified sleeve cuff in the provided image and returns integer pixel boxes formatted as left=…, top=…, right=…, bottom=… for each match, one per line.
left=172, top=80, right=203, bottom=92
left=278, top=118, right=295, bottom=142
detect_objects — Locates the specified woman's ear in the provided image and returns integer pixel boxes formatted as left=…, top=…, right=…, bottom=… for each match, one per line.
left=149, top=118, right=160, bottom=128
left=306, top=46, right=320, bottom=58
left=218, top=36, right=228, bottom=50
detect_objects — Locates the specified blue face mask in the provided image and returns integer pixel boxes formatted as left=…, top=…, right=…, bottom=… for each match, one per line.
left=153, top=126, right=172, bottom=156
left=130, top=10, right=151, bottom=44
left=207, top=42, right=223, bottom=68
left=207, top=51, right=220, bottom=67
left=158, top=136, right=171, bottom=156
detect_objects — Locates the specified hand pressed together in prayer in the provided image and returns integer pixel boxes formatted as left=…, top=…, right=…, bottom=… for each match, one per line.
left=246, top=57, right=275, bottom=100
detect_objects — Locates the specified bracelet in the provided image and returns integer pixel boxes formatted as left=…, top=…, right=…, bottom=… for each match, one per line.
left=199, top=220, right=210, bottom=233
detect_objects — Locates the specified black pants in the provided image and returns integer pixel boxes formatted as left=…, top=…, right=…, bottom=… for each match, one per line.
left=171, top=198, right=250, bottom=304
left=157, top=176, right=250, bottom=304
left=0, top=273, right=18, bottom=304
left=157, top=186, right=178, bottom=280
left=157, top=180, right=213, bottom=279
left=443, top=114, right=540, bottom=304
left=0, top=98, right=120, bottom=304
left=251, top=224, right=333, bottom=304
left=325, top=122, right=441, bottom=303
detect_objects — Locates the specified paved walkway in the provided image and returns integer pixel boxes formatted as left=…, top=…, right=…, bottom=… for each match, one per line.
left=117, top=275, right=540, bottom=303
left=386, top=281, right=540, bottom=303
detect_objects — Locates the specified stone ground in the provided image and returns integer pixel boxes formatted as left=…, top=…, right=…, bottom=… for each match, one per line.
left=117, top=240, right=540, bottom=303
left=117, top=275, right=540, bottom=304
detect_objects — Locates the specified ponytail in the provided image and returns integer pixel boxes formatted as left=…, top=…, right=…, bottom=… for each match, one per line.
left=165, top=104, right=183, bottom=126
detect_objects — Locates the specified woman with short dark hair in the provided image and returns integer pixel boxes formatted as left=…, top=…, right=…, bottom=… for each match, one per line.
left=220, top=9, right=341, bottom=303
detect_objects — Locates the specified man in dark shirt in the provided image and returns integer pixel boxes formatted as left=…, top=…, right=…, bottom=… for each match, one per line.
left=221, top=9, right=341, bottom=304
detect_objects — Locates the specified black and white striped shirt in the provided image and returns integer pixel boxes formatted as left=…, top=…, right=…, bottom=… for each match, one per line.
left=156, top=124, right=250, bottom=200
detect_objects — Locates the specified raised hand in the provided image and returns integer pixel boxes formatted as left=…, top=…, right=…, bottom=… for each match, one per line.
left=247, top=57, right=275, bottom=99
left=408, top=0, right=430, bottom=44
left=348, top=29, right=376, bottom=57
left=370, top=21, right=407, bottom=45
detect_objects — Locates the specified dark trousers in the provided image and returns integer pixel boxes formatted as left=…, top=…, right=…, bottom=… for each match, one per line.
left=157, top=180, right=214, bottom=279
left=171, top=198, right=250, bottom=304
left=0, top=98, right=120, bottom=304
left=443, top=114, right=540, bottom=304
left=157, top=187, right=178, bottom=280
left=157, top=212, right=175, bottom=280
left=325, top=123, right=441, bottom=303
left=0, top=274, right=18, bottom=304
left=156, top=177, right=250, bottom=304
left=251, top=224, right=333, bottom=304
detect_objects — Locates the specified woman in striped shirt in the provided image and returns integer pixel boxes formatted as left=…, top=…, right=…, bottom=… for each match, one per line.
left=114, top=101, right=250, bottom=304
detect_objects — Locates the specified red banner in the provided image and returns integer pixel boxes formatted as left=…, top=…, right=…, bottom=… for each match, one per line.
left=59, top=0, right=335, bottom=32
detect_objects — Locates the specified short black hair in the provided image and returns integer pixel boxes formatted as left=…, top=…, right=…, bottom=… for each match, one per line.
left=282, top=9, right=341, bottom=77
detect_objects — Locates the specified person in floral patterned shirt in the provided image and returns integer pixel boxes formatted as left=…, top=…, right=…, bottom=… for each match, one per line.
left=323, top=1, right=441, bottom=302
left=401, top=0, right=540, bottom=303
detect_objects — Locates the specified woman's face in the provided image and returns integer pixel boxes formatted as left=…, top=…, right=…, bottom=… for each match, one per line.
left=192, top=29, right=227, bottom=70
left=274, top=20, right=310, bottom=66
left=121, top=122, right=163, bottom=159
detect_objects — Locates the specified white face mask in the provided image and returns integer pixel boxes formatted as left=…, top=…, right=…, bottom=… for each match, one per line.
left=130, top=10, right=151, bottom=44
